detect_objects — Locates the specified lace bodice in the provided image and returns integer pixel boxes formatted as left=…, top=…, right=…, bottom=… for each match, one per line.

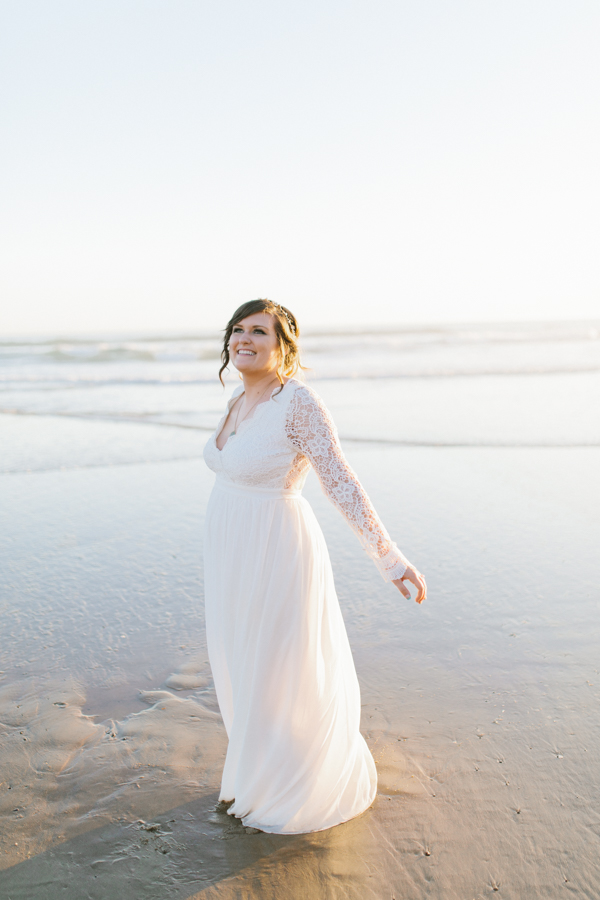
left=203, top=379, right=409, bottom=581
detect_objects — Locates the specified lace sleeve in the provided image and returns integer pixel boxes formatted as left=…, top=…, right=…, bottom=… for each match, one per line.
left=285, top=385, right=410, bottom=582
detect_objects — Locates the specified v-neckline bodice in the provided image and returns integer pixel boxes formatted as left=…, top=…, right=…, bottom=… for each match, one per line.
left=214, top=380, right=292, bottom=452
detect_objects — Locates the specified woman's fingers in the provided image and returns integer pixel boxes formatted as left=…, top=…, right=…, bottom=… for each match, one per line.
left=409, top=567, right=427, bottom=604
left=393, top=567, right=427, bottom=604
left=413, top=573, right=427, bottom=604
left=393, top=577, right=411, bottom=599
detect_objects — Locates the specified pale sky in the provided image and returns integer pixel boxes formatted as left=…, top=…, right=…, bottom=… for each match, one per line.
left=1, top=0, right=599, bottom=334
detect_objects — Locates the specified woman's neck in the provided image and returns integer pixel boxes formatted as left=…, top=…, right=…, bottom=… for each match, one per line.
left=241, top=369, right=281, bottom=396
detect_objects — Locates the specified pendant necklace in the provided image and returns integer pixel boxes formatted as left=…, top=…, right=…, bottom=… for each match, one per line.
left=230, top=377, right=278, bottom=437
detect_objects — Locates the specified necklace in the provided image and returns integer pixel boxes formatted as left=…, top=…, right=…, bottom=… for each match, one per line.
left=230, top=377, right=278, bottom=437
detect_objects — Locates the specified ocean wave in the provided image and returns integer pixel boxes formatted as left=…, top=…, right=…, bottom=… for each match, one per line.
left=0, top=343, right=221, bottom=365
left=1, top=365, right=600, bottom=389
left=1, top=320, right=598, bottom=368
left=1, top=327, right=599, bottom=398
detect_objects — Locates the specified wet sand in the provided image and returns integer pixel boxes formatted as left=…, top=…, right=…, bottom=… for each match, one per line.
left=1, top=429, right=599, bottom=898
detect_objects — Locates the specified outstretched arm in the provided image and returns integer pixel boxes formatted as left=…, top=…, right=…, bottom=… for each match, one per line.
left=285, top=386, right=426, bottom=602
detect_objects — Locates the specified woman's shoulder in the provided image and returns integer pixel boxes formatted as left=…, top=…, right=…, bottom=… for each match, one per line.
left=282, top=379, right=338, bottom=443
left=226, top=384, right=244, bottom=407
left=281, top=379, right=333, bottom=423
left=282, top=377, right=323, bottom=406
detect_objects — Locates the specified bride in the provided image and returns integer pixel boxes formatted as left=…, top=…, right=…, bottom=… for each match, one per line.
left=202, top=299, right=426, bottom=834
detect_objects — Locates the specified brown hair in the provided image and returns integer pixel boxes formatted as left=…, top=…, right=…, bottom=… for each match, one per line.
left=219, top=299, right=303, bottom=388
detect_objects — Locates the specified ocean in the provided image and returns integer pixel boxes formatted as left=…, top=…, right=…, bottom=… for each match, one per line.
left=2, top=320, right=599, bottom=475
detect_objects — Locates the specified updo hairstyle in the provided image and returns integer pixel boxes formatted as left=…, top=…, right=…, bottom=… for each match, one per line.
left=219, top=299, right=303, bottom=388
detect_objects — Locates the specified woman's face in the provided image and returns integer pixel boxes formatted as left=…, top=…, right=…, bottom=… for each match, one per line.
left=229, top=313, right=281, bottom=376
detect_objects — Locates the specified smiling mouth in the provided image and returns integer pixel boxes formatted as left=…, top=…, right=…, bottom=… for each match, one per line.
left=237, top=349, right=256, bottom=356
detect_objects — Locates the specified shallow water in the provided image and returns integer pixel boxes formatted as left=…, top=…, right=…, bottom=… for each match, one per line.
left=1, top=323, right=599, bottom=897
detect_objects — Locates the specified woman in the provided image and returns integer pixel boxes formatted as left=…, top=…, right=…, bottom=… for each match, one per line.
left=203, top=299, right=426, bottom=834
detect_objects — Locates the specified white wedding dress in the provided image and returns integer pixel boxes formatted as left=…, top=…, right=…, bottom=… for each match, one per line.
left=202, top=378, right=409, bottom=834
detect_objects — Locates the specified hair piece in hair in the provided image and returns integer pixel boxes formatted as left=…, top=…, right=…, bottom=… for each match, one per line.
left=274, top=303, right=297, bottom=335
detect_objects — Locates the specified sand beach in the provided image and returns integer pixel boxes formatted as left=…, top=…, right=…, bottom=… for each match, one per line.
left=1, top=323, right=599, bottom=898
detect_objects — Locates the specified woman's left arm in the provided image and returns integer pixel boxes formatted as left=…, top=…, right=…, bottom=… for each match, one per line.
left=285, top=386, right=426, bottom=603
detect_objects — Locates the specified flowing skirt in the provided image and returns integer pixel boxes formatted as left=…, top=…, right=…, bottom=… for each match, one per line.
left=203, top=479, right=377, bottom=834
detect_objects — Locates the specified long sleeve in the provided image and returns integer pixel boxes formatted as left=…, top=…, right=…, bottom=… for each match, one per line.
left=285, top=385, right=410, bottom=582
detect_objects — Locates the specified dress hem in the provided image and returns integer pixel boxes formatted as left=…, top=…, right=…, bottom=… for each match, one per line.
left=222, top=792, right=377, bottom=835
